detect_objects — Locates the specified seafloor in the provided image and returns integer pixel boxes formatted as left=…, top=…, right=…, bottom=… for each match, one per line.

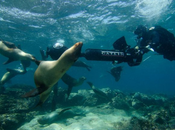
left=0, top=84, right=175, bottom=130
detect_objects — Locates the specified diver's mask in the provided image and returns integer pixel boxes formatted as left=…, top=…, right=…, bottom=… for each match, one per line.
left=53, top=42, right=64, bottom=49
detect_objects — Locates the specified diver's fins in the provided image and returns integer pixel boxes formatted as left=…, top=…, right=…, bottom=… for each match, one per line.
left=113, top=36, right=130, bottom=51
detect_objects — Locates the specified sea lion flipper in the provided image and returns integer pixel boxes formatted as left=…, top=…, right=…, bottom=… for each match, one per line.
left=58, top=108, right=71, bottom=115
left=3, top=58, right=15, bottom=65
left=87, top=81, right=96, bottom=90
left=86, top=66, right=92, bottom=71
left=87, top=81, right=93, bottom=87
left=66, top=86, right=73, bottom=100
left=22, top=87, right=47, bottom=98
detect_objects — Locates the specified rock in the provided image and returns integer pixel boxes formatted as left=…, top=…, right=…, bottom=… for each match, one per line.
left=0, top=84, right=174, bottom=130
left=42, top=123, right=63, bottom=130
left=168, top=118, right=175, bottom=129
left=0, top=84, right=39, bottom=130
left=112, top=96, right=130, bottom=110
left=131, top=99, right=145, bottom=109
left=154, top=116, right=164, bottom=124
left=131, top=92, right=167, bottom=107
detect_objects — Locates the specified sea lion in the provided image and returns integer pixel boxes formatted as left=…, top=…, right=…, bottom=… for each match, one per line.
left=37, top=108, right=71, bottom=124
left=108, top=66, right=123, bottom=82
left=61, top=73, right=86, bottom=100
left=37, top=107, right=85, bottom=125
left=0, top=40, right=37, bottom=64
left=87, top=81, right=111, bottom=101
left=73, top=60, right=92, bottom=71
left=23, top=42, right=83, bottom=105
left=0, top=68, right=26, bottom=85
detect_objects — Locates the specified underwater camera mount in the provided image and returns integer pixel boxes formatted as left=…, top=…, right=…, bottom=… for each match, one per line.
left=80, top=36, right=143, bottom=66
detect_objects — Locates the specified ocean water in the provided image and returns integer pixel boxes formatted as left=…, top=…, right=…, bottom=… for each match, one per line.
left=1, top=1, right=175, bottom=130
left=0, top=0, right=175, bottom=96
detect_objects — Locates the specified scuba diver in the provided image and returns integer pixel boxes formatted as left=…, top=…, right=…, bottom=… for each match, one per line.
left=134, top=25, right=175, bottom=61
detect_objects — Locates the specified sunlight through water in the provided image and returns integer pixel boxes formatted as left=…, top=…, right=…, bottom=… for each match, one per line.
left=135, top=0, right=172, bottom=21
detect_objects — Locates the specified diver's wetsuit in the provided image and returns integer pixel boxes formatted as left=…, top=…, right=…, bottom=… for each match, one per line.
left=135, top=26, right=175, bottom=61
left=46, top=45, right=68, bottom=60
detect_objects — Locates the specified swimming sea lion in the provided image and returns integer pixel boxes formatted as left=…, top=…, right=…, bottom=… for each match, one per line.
left=0, top=68, right=26, bottom=85
left=87, top=81, right=111, bottom=101
left=61, top=73, right=86, bottom=100
left=23, top=42, right=83, bottom=105
left=108, top=66, right=123, bottom=82
left=37, top=108, right=71, bottom=124
left=0, top=40, right=37, bottom=64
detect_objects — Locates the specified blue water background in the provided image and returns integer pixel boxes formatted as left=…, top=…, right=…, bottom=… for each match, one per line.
left=0, top=0, right=175, bottom=95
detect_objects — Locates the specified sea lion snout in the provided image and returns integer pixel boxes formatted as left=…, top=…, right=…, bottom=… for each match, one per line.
left=74, top=42, right=83, bottom=53
left=71, top=42, right=83, bottom=61
left=74, top=42, right=83, bottom=47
